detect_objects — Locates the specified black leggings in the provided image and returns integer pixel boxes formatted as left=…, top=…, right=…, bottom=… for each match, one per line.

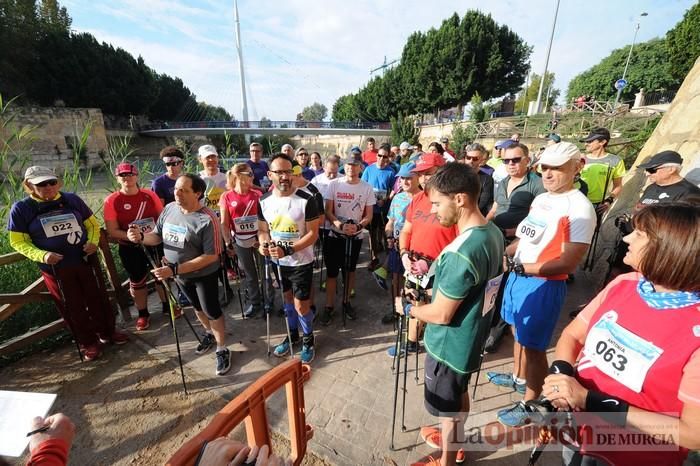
left=178, top=270, right=222, bottom=320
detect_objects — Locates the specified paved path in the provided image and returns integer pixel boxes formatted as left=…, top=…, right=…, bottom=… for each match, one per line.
left=133, top=253, right=596, bottom=466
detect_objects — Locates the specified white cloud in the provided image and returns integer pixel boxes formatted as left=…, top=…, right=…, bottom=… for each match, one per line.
left=68, top=0, right=695, bottom=120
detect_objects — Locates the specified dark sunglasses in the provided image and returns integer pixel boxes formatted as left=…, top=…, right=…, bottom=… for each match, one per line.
left=118, top=173, right=136, bottom=178
left=297, top=153, right=308, bottom=157
left=165, top=161, right=182, bottom=167
left=35, top=179, right=58, bottom=187
left=645, top=166, right=661, bottom=174
left=464, top=156, right=481, bottom=161
left=378, top=154, right=390, bottom=159
left=503, top=157, right=523, bottom=165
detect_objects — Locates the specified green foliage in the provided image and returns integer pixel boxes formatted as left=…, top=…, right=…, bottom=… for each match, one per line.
left=666, top=2, right=700, bottom=83
left=0, top=0, right=225, bottom=121
left=450, top=122, right=477, bottom=154
left=331, top=10, right=531, bottom=121
left=0, top=94, right=35, bottom=222
left=566, top=38, right=680, bottom=103
left=515, top=72, right=560, bottom=113
left=468, top=93, right=489, bottom=122
left=301, top=102, right=328, bottom=121
left=390, top=114, right=419, bottom=145
left=251, top=135, right=294, bottom=155
left=259, top=116, right=272, bottom=128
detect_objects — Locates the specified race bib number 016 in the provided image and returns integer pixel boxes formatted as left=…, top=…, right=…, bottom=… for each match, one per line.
left=234, top=215, right=257, bottom=233
left=40, top=213, right=80, bottom=238
left=584, top=310, right=663, bottom=393
left=162, top=223, right=187, bottom=249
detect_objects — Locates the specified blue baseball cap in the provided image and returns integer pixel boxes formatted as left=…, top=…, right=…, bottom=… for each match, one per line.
left=495, top=139, right=517, bottom=150
left=349, top=145, right=362, bottom=155
left=397, top=162, right=417, bottom=178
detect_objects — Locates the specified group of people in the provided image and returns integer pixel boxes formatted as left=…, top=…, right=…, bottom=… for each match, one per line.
left=7, top=129, right=700, bottom=466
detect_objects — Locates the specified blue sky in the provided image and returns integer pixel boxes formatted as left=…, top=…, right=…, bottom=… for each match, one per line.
left=63, top=0, right=695, bottom=121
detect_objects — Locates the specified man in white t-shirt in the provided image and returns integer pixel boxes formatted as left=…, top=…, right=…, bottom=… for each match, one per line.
left=258, top=154, right=320, bottom=364
left=320, top=155, right=375, bottom=325
left=489, top=142, right=596, bottom=428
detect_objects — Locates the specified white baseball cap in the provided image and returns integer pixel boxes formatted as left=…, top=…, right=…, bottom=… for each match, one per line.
left=198, top=144, right=218, bottom=158
left=535, top=142, right=581, bottom=167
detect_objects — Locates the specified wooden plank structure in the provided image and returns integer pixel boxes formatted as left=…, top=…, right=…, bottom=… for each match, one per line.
left=0, top=229, right=130, bottom=357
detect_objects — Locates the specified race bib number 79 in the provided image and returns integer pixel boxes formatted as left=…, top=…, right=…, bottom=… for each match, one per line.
left=162, top=223, right=187, bottom=249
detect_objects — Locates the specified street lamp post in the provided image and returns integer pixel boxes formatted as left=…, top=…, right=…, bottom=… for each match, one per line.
left=613, top=12, right=648, bottom=108
left=534, top=0, right=560, bottom=115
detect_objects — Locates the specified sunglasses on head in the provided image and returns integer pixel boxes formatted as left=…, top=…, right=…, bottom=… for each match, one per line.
left=34, top=179, right=58, bottom=187
left=503, top=157, right=523, bottom=165
left=165, top=161, right=181, bottom=167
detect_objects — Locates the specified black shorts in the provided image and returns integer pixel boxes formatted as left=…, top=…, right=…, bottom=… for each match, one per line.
left=178, top=270, right=223, bottom=320
left=279, top=263, right=313, bottom=300
left=119, top=244, right=162, bottom=285
left=324, top=235, right=363, bottom=278
left=424, top=354, right=470, bottom=417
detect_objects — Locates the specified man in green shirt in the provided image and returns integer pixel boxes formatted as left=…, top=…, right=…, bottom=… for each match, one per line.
left=579, top=127, right=626, bottom=213
left=399, top=163, right=504, bottom=466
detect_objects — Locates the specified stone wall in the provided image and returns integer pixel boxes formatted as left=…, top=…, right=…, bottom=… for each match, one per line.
left=291, top=134, right=391, bottom=156
left=1, top=106, right=108, bottom=173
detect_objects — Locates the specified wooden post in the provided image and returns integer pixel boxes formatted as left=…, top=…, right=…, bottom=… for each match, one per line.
left=98, top=229, right=131, bottom=321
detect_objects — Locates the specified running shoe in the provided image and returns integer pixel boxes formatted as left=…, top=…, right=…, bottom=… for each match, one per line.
left=497, top=401, right=534, bottom=427
left=372, top=267, right=389, bottom=290
left=273, top=334, right=299, bottom=357
left=386, top=341, right=418, bottom=357
left=99, top=331, right=129, bottom=345
left=135, top=316, right=150, bottom=331
left=343, top=302, right=357, bottom=320
left=319, top=307, right=333, bottom=326
left=418, top=427, right=465, bottom=463
left=81, top=344, right=102, bottom=362
left=242, top=304, right=256, bottom=318
left=215, top=348, right=232, bottom=375
left=196, top=333, right=215, bottom=354
left=300, top=341, right=315, bottom=364
left=486, top=371, right=526, bottom=395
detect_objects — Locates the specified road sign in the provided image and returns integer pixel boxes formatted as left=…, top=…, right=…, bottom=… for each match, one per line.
left=614, top=79, right=628, bottom=91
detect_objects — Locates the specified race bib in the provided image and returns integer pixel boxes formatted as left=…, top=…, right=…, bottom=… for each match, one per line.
left=374, top=189, right=388, bottom=202
left=584, top=310, right=663, bottom=393
left=481, top=274, right=504, bottom=316
left=516, top=215, right=547, bottom=243
left=162, top=223, right=187, bottom=249
left=233, top=215, right=257, bottom=234
left=40, top=213, right=80, bottom=238
left=131, top=217, right=156, bottom=234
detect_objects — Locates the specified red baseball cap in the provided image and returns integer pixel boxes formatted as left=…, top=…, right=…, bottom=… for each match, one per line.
left=115, top=162, right=138, bottom=176
left=411, top=152, right=445, bottom=173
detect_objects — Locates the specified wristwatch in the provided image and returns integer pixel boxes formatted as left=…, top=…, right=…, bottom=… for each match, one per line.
left=282, top=244, right=295, bottom=257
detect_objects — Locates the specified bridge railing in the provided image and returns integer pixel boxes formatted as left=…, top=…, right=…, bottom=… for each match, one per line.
left=139, top=120, right=391, bottom=131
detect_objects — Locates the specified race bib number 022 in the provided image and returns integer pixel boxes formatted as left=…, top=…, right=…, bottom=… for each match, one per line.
left=40, top=213, right=80, bottom=238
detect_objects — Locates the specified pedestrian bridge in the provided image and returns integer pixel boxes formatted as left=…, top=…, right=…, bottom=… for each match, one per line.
left=138, top=120, right=392, bottom=137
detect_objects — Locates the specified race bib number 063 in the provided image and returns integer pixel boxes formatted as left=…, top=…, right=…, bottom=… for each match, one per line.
left=584, top=310, right=663, bottom=393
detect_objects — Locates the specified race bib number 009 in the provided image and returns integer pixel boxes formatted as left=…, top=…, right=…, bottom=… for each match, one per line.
left=584, top=310, right=663, bottom=393
left=40, top=213, right=80, bottom=238
left=516, top=215, right=547, bottom=243
left=162, top=223, right=187, bottom=249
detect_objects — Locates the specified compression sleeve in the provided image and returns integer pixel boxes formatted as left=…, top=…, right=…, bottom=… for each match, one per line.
left=9, top=231, right=47, bottom=263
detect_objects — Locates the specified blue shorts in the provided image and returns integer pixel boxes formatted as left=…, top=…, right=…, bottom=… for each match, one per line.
left=386, top=248, right=404, bottom=274
left=501, top=273, right=567, bottom=351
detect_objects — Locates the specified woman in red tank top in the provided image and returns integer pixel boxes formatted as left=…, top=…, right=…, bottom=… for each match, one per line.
left=542, top=203, right=700, bottom=466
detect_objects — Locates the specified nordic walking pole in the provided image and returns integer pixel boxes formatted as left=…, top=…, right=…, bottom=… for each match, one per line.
left=136, top=241, right=201, bottom=343
left=230, top=252, right=245, bottom=319
left=401, top=312, right=410, bottom=432
left=263, top=256, right=273, bottom=357
left=390, top=311, right=405, bottom=450
left=341, top=229, right=354, bottom=328
left=267, top=242, right=294, bottom=358
left=585, top=165, right=613, bottom=270
left=164, top=279, right=189, bottom=396
left=50, top=265, right=84, bottom=362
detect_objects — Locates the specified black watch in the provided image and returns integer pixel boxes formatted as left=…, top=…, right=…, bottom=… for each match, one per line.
left=282, top=245, right=295, bottom=257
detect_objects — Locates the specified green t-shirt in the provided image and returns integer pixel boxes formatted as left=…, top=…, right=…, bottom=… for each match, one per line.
left=580, top=154, right=626, bottom=204
left=423, top=222, right=505, bottom=374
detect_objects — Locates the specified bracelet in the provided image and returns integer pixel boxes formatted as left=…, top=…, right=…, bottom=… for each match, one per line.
left=549, top=360, right=575, bottom=376
left=585, top=390, right=629, bottom=426
left=604, top=196, right=615, bottom=204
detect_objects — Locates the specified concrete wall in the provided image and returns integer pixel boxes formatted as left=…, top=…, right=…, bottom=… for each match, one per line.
left=1, top=106, right=108, bottom=172
left=291, top=134, right=391, bottom=156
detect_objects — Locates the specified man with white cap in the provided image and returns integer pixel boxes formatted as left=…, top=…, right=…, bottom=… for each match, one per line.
left=399, top=141, right=414, bottom=165
left=198, top=144, right=227, bottom=213
left=489, top=142, right=596, bottom=427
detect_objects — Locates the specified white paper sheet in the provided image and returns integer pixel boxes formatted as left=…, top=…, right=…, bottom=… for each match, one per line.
left=0, top=390, right=57, bottom=457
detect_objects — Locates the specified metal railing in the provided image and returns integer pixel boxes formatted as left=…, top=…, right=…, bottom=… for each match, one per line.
left=139, top=120, right=390, bottom=131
